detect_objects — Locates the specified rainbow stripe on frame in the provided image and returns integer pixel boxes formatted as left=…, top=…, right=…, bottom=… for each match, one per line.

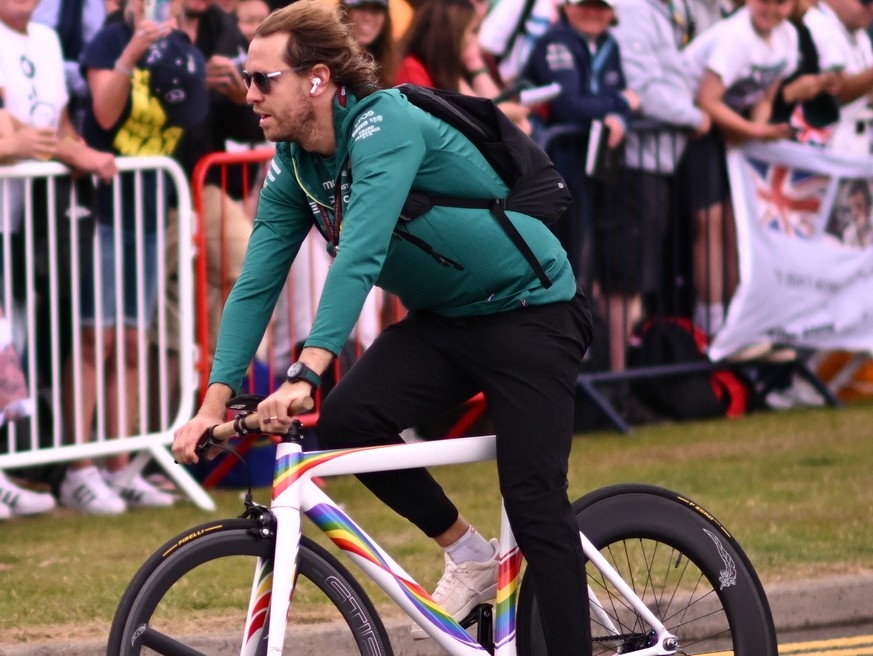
left=271, top=445, right=389, bottom=500
left=244, top=558, right=273, bottom=643
left=306, top=502, right=483, bottom=649
left=495, top=547, right=522, bottom=648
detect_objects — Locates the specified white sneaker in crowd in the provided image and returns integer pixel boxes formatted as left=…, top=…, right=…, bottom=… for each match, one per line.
left=102, top=468, right=175, bottom=509
left=0, top=470, right=56, bottom=517
left=60, top=465, right=127, bottom=515
left=410, top=538, right=499, bottom=640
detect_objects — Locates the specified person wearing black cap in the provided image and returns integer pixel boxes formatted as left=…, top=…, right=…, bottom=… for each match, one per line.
left=59, top=0, right=208, bottom=515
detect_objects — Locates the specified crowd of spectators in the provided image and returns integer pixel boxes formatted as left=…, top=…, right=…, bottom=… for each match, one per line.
left=1, top=0, right=873, bottom=517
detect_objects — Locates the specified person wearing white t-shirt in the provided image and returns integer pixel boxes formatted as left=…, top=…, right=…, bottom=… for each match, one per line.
left=804, top=0, right=873, bottom=155
left=680, top=0, right=797, bottom=339
left=478, top=0, right=559, bottom=83
left=0, top=0, right=116, bottom=187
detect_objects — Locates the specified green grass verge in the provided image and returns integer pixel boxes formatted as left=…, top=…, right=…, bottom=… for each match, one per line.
left=2, top=401, right=872, bottom=644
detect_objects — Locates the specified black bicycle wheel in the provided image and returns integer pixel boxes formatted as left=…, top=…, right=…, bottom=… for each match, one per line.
left=107, top=518, right=393, bottom=656
left=516, top=484, right=778, bottom=655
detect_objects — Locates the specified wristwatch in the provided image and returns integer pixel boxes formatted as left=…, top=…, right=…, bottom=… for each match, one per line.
left=285, top=361, right=321, bottom=391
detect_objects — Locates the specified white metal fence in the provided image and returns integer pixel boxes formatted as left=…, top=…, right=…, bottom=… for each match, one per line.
left=0, top=156, right=213, bottom=510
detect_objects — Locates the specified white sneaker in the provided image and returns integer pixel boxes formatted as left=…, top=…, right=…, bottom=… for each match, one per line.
left=60, top=466, right=127, bottom=515
left=102, top=468, right=175, bottom=509
left=0, top=470, right=56, bottom=516
left=410, top=538, right=499, bottom=640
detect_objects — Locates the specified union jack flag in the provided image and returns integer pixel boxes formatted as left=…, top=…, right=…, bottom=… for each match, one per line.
left=747, top=158, right=830, bottom=239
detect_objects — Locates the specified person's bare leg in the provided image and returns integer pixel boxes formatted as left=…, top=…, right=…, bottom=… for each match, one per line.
left=63, top=326, right=111, bottom=471
left=605, top=292, right=641, bottom=372
left=694, top=200, right=738, bottom=337
left=434, top=516, right=472, bottom=547
left=105, top=326, right=141, bottom=473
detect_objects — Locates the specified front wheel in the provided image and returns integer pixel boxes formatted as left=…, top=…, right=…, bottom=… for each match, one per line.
left=107, top=518, right=394, bottom=656
left=516, top=484, right=778, bottom=655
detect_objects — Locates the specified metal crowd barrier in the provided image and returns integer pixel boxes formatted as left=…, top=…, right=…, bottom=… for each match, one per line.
left=0, top=157, right=213, bottom=510
left=191, top=147, right=391, bottom=422
left=534, top=121, right=838, bottom=433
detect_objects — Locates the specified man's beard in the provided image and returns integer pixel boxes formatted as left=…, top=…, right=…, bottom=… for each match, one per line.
left=271, top=101, right=319, bottom=149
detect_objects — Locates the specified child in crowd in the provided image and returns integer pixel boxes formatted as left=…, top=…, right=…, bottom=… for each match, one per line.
left=804, top=0, right=873, bottom=156
left=522, top=0, right=638, bottom=286
left=680, top=0, right=797, bottom=341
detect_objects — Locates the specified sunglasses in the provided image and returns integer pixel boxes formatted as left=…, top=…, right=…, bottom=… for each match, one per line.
left=242, top=66, right=305, bottom=94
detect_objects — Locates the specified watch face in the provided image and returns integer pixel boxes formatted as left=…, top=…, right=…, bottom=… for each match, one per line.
left=287, top=363, right=302, bottom=378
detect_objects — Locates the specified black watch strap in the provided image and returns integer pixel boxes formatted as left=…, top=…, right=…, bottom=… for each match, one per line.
left=285, top=361, right=321, bottom=390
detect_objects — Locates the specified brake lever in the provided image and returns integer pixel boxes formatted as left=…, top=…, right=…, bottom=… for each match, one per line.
left=195, top=426, right=219, bottom=457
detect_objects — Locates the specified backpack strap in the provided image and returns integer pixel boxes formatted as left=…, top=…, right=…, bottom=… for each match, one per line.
left=399, top=190, right=553, bottom=289
left=392, top=229, right=465, bottom=271
left=488, top=198, right=553, bottom=289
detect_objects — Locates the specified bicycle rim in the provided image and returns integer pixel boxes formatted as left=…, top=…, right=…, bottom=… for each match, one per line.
left=516, top=484, right=778, bottom=656
left=107, top=518, right=393, bottom=656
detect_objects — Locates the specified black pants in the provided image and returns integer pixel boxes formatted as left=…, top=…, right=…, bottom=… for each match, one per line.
left=319, top=288, right=594, bottom=656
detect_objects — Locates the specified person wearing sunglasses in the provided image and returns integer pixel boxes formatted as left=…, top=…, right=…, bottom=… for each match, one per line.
left=173, top=2, right=596, bottom=655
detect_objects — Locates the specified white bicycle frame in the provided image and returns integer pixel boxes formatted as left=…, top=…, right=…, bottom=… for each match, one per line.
left=238, top=433, right=679, bottom=656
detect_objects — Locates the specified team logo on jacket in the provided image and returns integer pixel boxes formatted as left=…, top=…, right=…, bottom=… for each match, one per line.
left=545, top=43, right=574, bottom=71
left=352, top=109, right=383, bottom=141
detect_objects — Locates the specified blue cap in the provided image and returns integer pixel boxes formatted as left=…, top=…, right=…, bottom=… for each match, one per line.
left=146, top=31, right=209, bottom=129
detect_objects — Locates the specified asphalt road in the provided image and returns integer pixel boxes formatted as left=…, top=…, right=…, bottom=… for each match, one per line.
left=2, top=572, right=871, bottom=656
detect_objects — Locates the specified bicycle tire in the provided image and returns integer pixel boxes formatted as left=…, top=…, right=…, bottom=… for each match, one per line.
left=107, top=517, right=394, bottom=656
left=516, top=483, right=778, bottom=655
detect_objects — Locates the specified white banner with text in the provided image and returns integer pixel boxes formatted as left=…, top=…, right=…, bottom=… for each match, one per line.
left=709, top=140, right=873, bottom=361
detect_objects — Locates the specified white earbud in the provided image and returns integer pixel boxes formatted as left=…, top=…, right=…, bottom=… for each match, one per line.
left=310, top=78, right=321, bottom=94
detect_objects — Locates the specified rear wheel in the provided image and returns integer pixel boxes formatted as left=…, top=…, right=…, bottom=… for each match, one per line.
left=517, top=484, right=777, bottom=655
left=107, top=518, right=393, bottom=655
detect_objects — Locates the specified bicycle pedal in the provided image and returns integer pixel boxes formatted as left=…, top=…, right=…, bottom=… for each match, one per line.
left=460, top=604, right=494, bottom=654
left=459, top=603, right=491, bottom=629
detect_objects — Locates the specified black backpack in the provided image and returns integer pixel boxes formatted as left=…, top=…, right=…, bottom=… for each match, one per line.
left=393, top=83, right=572, bottom=289
left=626, top=317, right=747, bottom=421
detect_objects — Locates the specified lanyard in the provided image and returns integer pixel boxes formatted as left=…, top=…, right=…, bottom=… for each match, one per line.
left=296, top=86, right=351, bottom=251
left=317, top=164, right=350, bottom=249
left=667, top=0, right=695, bottom=46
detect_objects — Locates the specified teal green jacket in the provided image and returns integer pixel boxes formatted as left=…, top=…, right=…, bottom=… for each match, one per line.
left=209, top=88, right=577, bottom=390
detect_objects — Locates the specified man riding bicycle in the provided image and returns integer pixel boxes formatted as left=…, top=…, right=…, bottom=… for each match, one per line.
left=172, top=2, right=594, bottom=653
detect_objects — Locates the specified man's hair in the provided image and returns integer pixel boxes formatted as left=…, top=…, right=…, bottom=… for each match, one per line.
left=255, top=0, right=381, bottom=97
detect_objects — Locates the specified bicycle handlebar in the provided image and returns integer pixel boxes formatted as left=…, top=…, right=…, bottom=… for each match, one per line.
left=206, top=397, right=316, bottom=443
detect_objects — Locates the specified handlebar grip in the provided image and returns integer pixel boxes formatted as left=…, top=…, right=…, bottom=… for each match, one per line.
left=207, top=396, right=316, bottom=443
